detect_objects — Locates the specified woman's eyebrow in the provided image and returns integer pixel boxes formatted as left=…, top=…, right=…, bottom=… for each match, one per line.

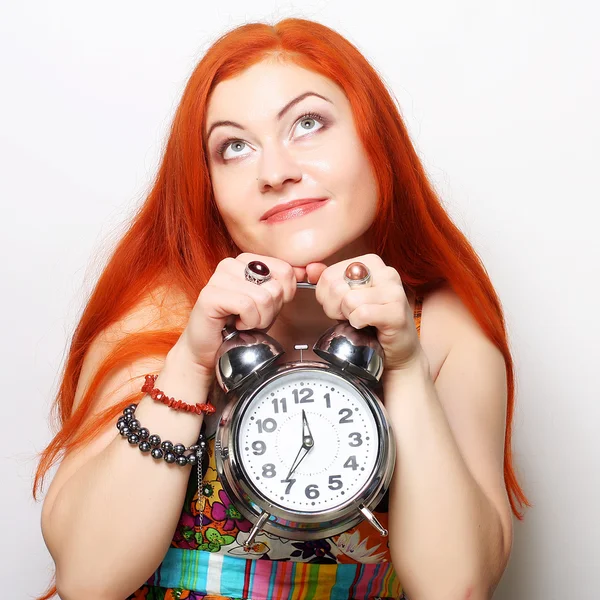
left=205, top=91, right=333, bottom=142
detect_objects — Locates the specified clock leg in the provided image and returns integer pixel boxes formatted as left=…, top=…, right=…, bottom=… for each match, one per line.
left=244, top=511, right=271, bottom=548
left=359, top=505, right=388, bottom=536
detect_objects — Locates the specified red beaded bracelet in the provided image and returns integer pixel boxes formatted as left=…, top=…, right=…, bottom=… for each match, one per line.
left=141, top=374, right=216, bottom=415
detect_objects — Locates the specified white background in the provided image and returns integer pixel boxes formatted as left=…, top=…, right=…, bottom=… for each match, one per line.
left=2, top=1, right=598, bottom=598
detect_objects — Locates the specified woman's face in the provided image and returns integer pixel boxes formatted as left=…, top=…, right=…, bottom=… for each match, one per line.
left=204, top=58, right=379, bottom=267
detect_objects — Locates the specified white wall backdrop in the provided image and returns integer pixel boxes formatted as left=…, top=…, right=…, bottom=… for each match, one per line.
left=2, top=1, right=598, bottom=598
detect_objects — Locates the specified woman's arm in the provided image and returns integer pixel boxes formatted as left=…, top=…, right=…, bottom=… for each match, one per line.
left=385, top=291, right=513, bottom=600
left=41, top=340, right=214, bottom=600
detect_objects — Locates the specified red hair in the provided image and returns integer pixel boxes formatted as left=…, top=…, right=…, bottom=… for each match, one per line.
left=33, top=18, right=529, bottom=599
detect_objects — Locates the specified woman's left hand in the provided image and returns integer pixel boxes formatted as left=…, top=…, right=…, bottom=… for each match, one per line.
left=305, top=253, right=424, bottom=374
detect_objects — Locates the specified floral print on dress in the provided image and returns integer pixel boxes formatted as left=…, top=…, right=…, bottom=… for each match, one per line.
left=198, top=527, right=236, bottom=552
left=169, top=435, right=393, bottom=564
left=128, top=295, right=426, bottom=600
left=201, top=467, right=223, bottom=506
left=228, top=530, right=271, bottom=556
left=335, top=530, right=387, bottom=563
left=210, top=489, right=253, bottom=533
left=290, top=538, right=337, bottom=562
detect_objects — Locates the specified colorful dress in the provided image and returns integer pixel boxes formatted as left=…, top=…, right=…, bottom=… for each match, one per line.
left=128, top=297, right=423, bottom=600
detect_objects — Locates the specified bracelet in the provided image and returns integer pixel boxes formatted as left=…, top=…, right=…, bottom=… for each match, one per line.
left=142, top=374, right=216, bottom=416
left=117, top=403, right=209, bottom=528
left=116, top=403, right=206, bottom=467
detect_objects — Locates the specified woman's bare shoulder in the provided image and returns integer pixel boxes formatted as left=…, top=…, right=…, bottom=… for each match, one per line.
left=416, top=283, right=482, bottom=382
left=98, top=284, right=192, bottom=344
left=41, top=285, right=193, bottom=522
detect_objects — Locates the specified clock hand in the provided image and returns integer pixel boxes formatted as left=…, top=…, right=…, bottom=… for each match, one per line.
left=288, top=443, right=311, bottom=478
left=301, top=409, right=314, bottom=445
left=285, top=411, right=315, bottom=480
left=285, top=444, right=305, bottom=481
left=285, top=445, right=310, bottom=481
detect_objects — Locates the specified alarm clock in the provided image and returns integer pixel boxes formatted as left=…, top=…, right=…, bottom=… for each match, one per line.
left=214, top=283, right=395, bottom=547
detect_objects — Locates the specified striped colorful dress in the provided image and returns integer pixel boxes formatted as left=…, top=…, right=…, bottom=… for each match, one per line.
left=127, top=296, right=423, bottom=600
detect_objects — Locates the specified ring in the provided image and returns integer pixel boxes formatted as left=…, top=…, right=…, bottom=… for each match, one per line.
left=245, top=260, right=272, bottom=285
left=344, top=262, right=372, bottom=289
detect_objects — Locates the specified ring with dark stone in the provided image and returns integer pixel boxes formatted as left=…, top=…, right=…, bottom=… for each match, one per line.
left=244, top=260, right=272, bottom=285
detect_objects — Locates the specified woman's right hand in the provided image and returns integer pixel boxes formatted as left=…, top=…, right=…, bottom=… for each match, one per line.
left=174, top=253, right=304, bottom=379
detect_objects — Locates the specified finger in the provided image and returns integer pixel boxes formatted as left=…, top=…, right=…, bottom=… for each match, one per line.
left=199, top=284, right=262, bottom=330
left=347, top=301, right=411, bottom=334
left=318, top=280, right=349, bottom=320
left=305, top=262, right=327, bottom=284
left=313, top=257, right=380, bottom=312
left=293, top=266, right=307, bottom=283
left=340, top=285, right=406, bottom=321
left=216, top=256, right=291, bottom=312
left=234, top=253, right=298, bottom=302
left=212, top=273, right=284, bottom=330
left=317, top=263, right=400, bottom=319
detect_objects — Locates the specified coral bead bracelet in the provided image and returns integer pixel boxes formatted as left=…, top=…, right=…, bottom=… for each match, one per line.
left=141, top=374, right=216, bottom=416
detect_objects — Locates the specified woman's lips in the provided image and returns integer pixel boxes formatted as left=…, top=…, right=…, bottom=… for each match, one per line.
left=263, top=200, right=328, bottom=223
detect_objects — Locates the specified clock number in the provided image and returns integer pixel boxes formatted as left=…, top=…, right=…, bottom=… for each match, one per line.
left=343, top=455, right=358, bottom=471
left=324, top=392, right=331, bottom=408
left=339, top=408, right=354, bottom=424
left=348, top=432, right=363, bottom=447
left=293, top=388, right=314, bottom=404
left=271, top=397, right=287, bottom=414
left=262, top=464, right=276, bottom=478
left=256, top=418, right=277, bottom=433
left=281, top=478, right=296, bottom=494
left=328, top=475, right=343, bottom=490
left=251, top=440, right=266, bottom=455
left=305, top=484, right=320, bottom=499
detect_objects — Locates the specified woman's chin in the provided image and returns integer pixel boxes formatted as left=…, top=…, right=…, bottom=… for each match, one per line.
left=282, top=250, right=332, bottom=269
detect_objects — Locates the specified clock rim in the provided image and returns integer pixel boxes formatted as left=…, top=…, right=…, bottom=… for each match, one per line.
left=215, top=361, right=396, bottom=540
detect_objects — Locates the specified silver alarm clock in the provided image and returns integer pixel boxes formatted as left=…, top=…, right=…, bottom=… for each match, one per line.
left=214, top=283, right=395, bottom=547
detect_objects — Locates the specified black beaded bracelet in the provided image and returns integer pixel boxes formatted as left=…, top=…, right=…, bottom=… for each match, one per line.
left=116, top=403, right=206, bottom=467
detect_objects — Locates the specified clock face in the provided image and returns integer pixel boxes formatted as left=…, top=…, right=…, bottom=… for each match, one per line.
left=236, top=368, right=379, bottom=513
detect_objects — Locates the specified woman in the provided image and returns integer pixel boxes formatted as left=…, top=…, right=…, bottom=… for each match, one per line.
left=34, top=18, right=529, bottom=600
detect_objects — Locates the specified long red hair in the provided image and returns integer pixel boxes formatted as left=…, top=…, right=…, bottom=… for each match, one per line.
left=33, top=18, right=529, bottom=599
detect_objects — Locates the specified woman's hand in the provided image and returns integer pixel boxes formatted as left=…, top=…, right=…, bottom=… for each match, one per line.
left=306, top=253, right=423, bottom=374
left=175, top=253, right=303, bottom=378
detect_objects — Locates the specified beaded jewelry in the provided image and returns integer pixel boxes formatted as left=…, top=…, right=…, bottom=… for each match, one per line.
left=141, top=374, right=216, bottom=416
left=116, top=403, right=208, bottom=526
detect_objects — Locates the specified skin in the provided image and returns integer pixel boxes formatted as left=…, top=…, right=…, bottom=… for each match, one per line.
left=202, top=58, right=513, bottom=597
left=204, top=57, right=387, bottom=356
left=40, top=56, right=511, bottom=600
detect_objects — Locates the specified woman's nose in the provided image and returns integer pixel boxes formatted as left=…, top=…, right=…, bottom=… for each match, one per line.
left=256, top=145, right=302, bottom=191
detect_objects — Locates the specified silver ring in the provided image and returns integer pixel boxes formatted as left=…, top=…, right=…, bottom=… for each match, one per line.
left=343, top=262, right=372, bottom=289
left=244, top=260, right=272, bottom=285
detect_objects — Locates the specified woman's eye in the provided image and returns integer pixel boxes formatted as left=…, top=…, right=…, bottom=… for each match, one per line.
left=293, top=114, right=324, bottom=137
left=218, top=140, right=250, bottom=161
left=216, top=113, right=326, bottom=161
